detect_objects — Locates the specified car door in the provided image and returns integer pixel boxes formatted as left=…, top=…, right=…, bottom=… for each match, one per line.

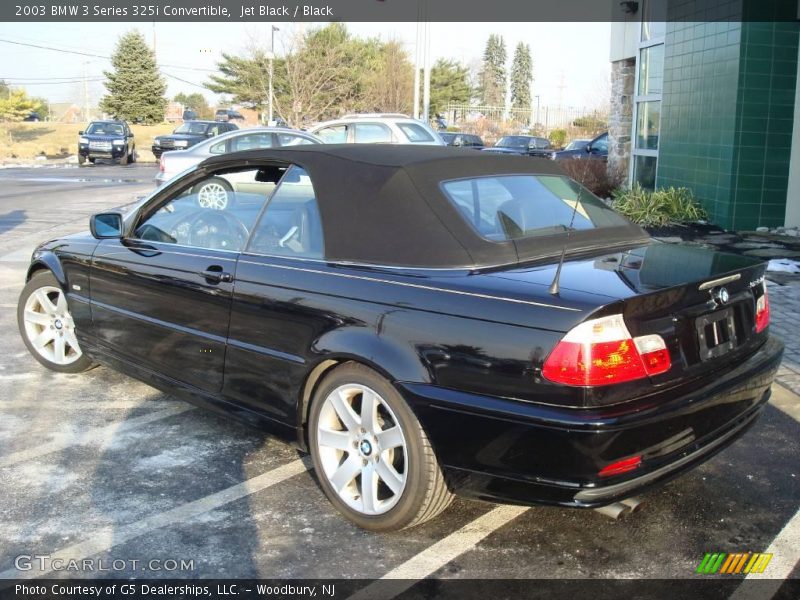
left=90, top=167, right=272, bottom=393
left=223, top=165, right=327, bottom=422
left=315, top=124, right=348, bottom=143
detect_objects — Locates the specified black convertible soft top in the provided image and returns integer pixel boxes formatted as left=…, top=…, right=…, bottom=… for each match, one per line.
left=200, top=144, right=649, bottom=269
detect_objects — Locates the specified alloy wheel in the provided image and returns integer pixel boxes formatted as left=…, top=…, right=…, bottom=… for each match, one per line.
left=316, top=384, right=408, bottom=515
left=22, top=286, right=82, bottom=365
left=197, top=183, right=229, bottom=210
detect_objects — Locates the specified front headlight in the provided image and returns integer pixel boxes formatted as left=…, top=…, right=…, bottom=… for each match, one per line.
left=79, top=137, right=88, bottom=144
left=113, top=139, right=125, bottom=145
left=153, top=138, right=161, bottom=146
left=174, top=140, right=188, bottom=148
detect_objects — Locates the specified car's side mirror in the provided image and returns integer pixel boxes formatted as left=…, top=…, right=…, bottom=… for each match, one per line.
left=585, top=145, right=593, bottom=153
left=78, top=130, right=84, bottom=135
left=207, top=131, right=216, bottom=137
left=90, top=212, right=124, bottom=239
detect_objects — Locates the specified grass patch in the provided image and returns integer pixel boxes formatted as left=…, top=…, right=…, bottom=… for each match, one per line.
left=612, top=184, right=707, bottom=227
left=0, top=122, right=176, bottom=161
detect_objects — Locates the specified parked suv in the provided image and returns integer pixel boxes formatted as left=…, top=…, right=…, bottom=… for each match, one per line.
left=482, top=135, right=552, bottom=157
left=77, top=120, right=135, bottom=166
left=215, top=108, right=245, bottom=122
left=310, top=114, right=444, bottom=145
left=152, top=120, right=237, bottom=158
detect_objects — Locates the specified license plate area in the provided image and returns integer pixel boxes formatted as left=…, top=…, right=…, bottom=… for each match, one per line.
left=695, top=307, right=737, bottom=361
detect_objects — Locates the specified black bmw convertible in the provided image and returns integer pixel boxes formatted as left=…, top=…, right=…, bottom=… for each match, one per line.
left=17, top=145, right=782, bottom=531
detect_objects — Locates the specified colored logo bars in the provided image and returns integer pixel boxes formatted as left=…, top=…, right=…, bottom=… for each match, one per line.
left=696, top=552, right=773, bottom=575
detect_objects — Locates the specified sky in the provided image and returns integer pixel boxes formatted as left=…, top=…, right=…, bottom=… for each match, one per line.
left=0, top=21, right=611, bottom=111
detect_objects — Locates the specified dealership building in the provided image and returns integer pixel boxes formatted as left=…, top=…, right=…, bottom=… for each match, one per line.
left=609, top=0, right=800, bottom=230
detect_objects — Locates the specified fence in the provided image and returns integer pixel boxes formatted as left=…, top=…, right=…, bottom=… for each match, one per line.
left=443, top=103, right=608, bottom=142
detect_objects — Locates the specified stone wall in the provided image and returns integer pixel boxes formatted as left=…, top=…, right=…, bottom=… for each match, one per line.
left=608, top=57, right=635, bottom=180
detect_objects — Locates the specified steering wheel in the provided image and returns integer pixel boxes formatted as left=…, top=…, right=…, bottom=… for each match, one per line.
left=181, top=210, right=249, bottom=251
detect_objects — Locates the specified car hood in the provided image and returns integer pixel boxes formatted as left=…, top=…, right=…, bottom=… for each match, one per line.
left=81, top=133, right=123, bottom=140
left=482, top=147, right=524, bottom=154
left=157, top=133, right=207, bottom=142
left=552, top=149, right=585, bottom=158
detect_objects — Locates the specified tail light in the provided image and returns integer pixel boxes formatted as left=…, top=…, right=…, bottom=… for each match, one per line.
left=159, top=155, right=165, bottom=172
left=598, top=455, right=642, bottom=477
left=542, top=314, right=671, bottom=386
left=755, top=284, right=769, bottom=333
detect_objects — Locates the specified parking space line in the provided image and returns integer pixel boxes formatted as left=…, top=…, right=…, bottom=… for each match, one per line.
left=0, top=405, right=194, bottom=468
left=0, top=457, right=312, bottom=580
left=348, top=505, right=529, bottom=600
left=728, top=508, right=800, bottom=600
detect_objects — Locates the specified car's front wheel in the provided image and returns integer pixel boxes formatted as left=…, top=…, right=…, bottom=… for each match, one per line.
left=309, top=363, right=453, bottom=531
left=17, top=271, right=94, bottom=373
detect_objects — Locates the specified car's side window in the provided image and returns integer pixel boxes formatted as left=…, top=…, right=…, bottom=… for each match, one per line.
left=277, top=133, right=315, bottom=146
left=591, top=134, right=609, bottom=153
left=316, top=125, right=347, bottom=143
left=353, top=123, right=393, bottom=144
left=247, top=166, right=323, bottom=259
left=209, top=140, right=227, bottom=154
left=133, top=167, right=279, bottom=253
left=231, top=133, right=274, bottom=152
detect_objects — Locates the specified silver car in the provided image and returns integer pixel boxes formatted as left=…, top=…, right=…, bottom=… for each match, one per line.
left=155, top=128, right=322, bottom=209
left=309, top=114, right=444, bottom=146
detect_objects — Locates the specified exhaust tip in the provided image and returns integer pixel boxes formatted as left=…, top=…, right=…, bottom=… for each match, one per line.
left=594, top=502, right=631, bottom=519
left=619, top=496, right=645, bottom=513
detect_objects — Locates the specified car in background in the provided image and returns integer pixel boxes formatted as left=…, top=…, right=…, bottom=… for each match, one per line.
left=155, top=127, right=322, bottom=208
left=23, top=111, right=42, bottom=122
left=152, top=121, right=238, bottom=159
left=482, top=135, right=552, bottom=157
left=310, top=114, right=444, bottom=145
left=77, top=120, right=135, bottom=166
left=215, top=108, right=245, bottom=122
left=182, top=109, right=198, bottom=121
left=563, top=139, right=591, bottom=151
left=551, top=132, right=609, bottom=161
left=440, top=132, right=485, bottom=149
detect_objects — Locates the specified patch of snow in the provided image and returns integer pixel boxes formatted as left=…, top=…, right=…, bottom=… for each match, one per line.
left=768, top=259, right=800, bottom=274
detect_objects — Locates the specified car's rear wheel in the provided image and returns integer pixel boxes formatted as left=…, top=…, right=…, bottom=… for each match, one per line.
left=17, top=271, right=94, bottom=373
left=193, top=177, right=233, bottom=210
left=309, top=363, right=453, bottom=531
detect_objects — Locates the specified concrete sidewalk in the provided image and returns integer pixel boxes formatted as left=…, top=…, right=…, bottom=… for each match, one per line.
left=767, top=282, right=800, bottom=396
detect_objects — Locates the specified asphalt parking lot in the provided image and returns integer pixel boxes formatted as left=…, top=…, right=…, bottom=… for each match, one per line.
left=0, top=164, right=798, bottom=593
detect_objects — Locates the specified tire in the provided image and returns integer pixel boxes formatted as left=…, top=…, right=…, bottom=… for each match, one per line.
left=308, top=363, right=453, bottom=531
left=89, top=158, right=96, bottom=164
left=78, top=154, right=85, bottom=166
left=130, top=146, right=136, bottom=163
left=17, top=271, right=94, bottom=374
left=120, top=150, right=129, bottom=165
left=193, top=177, right=233, bottom=210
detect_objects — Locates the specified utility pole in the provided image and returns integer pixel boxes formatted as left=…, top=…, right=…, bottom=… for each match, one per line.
left=268, top=25, right=279, bottom=125
left=422, top=20, right=431, bottom=124
left=412, top=20, right=421, bottom=120
left=83, top=60, right=90, bottom=122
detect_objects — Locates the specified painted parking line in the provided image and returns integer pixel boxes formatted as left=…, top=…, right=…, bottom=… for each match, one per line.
left=0, top=405, right=193, bottom=468
left=348, top=505, right=529, bottom=600
left=0, top=457, right=312, bottom=580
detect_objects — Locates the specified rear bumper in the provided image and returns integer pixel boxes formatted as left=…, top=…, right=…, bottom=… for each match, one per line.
left=400, top=336, right=783, bottom=507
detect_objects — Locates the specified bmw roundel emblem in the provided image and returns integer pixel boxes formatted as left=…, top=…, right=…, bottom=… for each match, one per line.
left=714, top=287, right=730, bottom=305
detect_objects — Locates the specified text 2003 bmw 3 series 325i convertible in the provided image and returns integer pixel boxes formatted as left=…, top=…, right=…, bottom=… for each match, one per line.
left=18, top=146, right=782, bottom=531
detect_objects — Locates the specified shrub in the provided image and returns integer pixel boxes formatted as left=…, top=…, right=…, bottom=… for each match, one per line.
left=548, top=128, right=567, bottom=149
left=560, top=160, right=625, bottom=199
left=612, top=184, right=707, bottom=227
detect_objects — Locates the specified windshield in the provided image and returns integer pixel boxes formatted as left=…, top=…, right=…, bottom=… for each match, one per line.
left=85, top=122, right=124, bottom=136
left=565, top=140, right=589, bottom=151
left=495, top=136, right=531, bottom=149
left=441, top=175, right=630, bottom=242
left=174, top=122, right=210, bottom=135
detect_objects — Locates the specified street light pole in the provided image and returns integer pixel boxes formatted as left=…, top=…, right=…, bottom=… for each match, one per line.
left=268, top=25, right=279, bottom=125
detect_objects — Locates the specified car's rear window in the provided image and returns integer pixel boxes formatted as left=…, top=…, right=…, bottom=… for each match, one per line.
left=441, top=175, right=629, bottom=241
left=397, top=122, right=435, bottom=143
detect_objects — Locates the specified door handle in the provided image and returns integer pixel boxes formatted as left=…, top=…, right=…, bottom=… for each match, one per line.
left=202, top=266, right=233, bottom=284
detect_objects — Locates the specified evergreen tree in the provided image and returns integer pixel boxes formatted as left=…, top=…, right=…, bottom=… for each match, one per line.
left=429, top=59, right=472, bottom=116
left=510, top=42, right=532, bottom=111
left=478, top=34, right=507, bottom=107
left=100, top=31, right=166, bottom=124
left=205, top=51, right=287, bottom=115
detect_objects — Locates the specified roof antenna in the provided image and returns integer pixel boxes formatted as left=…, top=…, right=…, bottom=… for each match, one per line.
left=548, top=194, right=581, bottom=296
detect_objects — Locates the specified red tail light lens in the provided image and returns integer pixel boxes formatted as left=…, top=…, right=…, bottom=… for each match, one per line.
left=542, top=314, right=671, bottom=386
left=598, top=455, right=642, bottom=477
left=159, top=155, right=165, bottom=172
left=755, top=284, right=769, bottom=333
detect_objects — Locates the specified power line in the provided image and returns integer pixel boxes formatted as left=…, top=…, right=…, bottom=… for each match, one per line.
left=163, top=72, right=208, bottom=90
left=0, top=38, right=218, bottom=73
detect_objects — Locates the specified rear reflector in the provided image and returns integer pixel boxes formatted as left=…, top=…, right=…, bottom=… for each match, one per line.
left=755, top=284, right=769, bottom=333
left=542, top=314, right=671, bottom=386
left=598, top=455, right=642, bottom=477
